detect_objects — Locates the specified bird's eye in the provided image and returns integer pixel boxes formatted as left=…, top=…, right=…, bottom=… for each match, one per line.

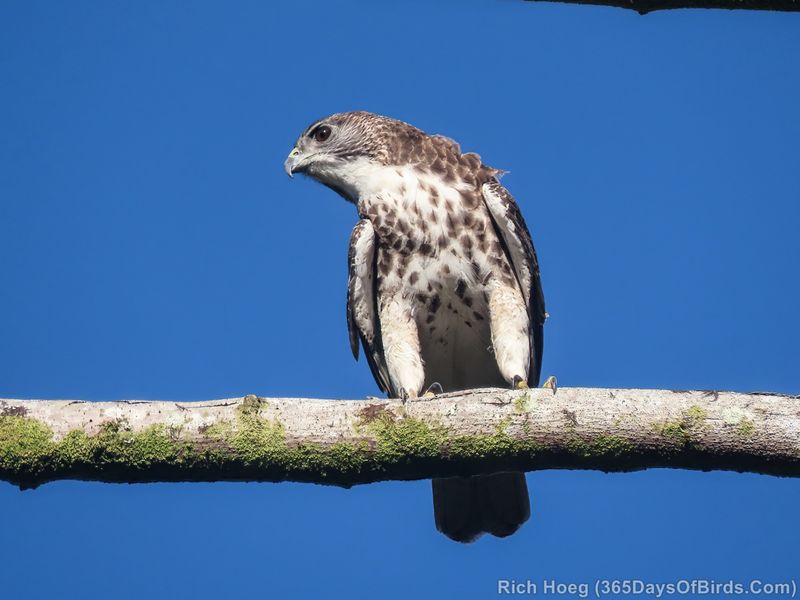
left=313, top=125, right=332, bottom=142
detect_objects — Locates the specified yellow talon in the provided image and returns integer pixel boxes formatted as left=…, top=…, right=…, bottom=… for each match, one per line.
left=514, top=378, right=529, bottom=390
left=542, top=376, right=558, bottom=394
left=422, top=383, right=443, bottom=398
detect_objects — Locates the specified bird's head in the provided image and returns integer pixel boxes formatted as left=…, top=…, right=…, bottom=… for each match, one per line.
left=284, top=111, right=420, bottom=202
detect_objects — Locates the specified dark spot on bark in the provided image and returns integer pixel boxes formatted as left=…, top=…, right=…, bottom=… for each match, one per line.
left=0, top=403, right=28, bottom=417
left=359, top=403, right=396, bottom=423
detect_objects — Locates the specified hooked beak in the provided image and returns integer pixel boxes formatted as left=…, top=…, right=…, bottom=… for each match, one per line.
left=284, top=148, right=303, bottom=177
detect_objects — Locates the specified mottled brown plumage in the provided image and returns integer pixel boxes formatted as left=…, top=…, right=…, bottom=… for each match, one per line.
left=285, top=111, right=546, bottom=542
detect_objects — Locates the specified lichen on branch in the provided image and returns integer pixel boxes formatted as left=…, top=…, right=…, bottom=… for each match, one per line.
left=1, top=387, right=799, bottom=489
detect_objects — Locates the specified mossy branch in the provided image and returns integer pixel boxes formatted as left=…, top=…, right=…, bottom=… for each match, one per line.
left=525, top=0, right=799, bottom=14
left=1, top=387, right=799, bottom=489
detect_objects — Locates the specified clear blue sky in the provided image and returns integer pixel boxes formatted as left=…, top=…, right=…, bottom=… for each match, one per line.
left=1, top=1, right=798, bottom=598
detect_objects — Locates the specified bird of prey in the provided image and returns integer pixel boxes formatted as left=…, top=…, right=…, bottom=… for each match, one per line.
left=284, top=111, right=546, bottom=543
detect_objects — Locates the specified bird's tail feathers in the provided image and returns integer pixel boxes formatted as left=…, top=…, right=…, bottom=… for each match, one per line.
left=432, top=472, right=530, bottom=543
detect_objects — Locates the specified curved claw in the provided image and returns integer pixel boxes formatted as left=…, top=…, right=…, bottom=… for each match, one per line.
left=398, top=388, right=418, bottom=404
left=542, top=375, right=558, bottom=394
left=422, top=382, right=444, bottom=398
left=512, top=375, right=529, bottom=390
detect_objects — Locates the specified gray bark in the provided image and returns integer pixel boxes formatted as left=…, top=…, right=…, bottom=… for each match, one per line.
left=1, top=387, right=798, bottom=489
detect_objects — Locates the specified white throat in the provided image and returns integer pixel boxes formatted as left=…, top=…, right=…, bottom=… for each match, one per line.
left=312, top=157, right=470, bottom=205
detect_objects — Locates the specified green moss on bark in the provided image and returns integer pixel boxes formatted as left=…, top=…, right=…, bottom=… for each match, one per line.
left=653, top=405, right=708, bottom=447
left=737, top=417, right=756, bottom=437
left=0, top=415, right=209, bottom=486
left=514, top=393, right=532, bottom=413
left=564, top=434, right=634, bottom=458
left=1, top=396, right=647, bottom=488
left=0, top=415, right=54, bottom=478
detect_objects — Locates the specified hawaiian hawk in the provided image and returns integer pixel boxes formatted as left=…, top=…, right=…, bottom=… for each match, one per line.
left=285, top=111, right=546, bottom=543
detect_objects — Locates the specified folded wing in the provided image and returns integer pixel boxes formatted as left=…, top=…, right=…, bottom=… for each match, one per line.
left=346, top=219, right=391, bottom=393
left=481, top=179, right=546, bottom=386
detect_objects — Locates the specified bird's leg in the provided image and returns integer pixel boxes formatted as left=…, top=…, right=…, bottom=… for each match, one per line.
left=379, top=295, right=425, bottom=402
left=542, top=376, right=557, bottom=394
left=488, top=282, right=531, bottom=388
left=398, top=388, right=415, bottom=403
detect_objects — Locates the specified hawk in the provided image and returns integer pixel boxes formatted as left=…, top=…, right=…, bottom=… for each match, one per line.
left=284, top=111, right=546, bottom=543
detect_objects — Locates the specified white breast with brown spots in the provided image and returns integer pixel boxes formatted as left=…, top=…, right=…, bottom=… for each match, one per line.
left=354, top=163, right=531, bottom=397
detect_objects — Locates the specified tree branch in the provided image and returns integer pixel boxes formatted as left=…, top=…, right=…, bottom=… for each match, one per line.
left=526, top=0, right=800, bottom=14
left=1, top=387, right=798, bottom=489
